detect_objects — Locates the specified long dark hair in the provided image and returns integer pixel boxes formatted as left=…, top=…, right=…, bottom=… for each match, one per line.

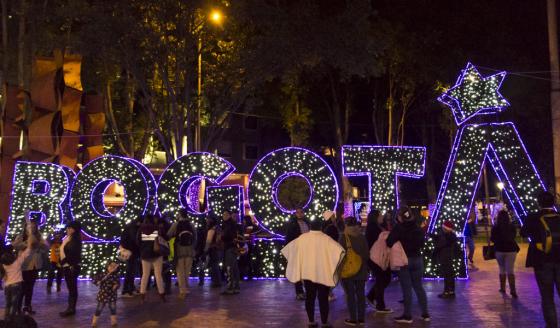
left=495, top=210, right=512, bottom=230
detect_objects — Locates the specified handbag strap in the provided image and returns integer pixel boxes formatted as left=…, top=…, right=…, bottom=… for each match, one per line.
left=344, top=233, right=353, bottom=250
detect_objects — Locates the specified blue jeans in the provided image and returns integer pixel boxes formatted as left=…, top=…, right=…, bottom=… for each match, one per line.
left=398, top=256, right=428, bottom=317
left=224, top=248, right=240, bottom=290
left=4, top=282, right=23, bottom=320
left=342, top=279, right=366, bottom=321
left=534, top=262, right=560, bottom=327
left=465, top=236, right=475, bottom=262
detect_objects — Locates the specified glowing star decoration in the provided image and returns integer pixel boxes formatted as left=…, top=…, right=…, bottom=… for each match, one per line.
left=206, top=185, right=244, bottom=218
left=342, top=146, right=426, bottom=214
left=425, top=64, right=546, bottom=278
left=248, top=147, right=338, bottom=233
left=438, top=63, right=509, bottom=125
left=70, top=156, right=155, bottom=242
left=7, top=162, right=72, bottom=241
left=157, top=152, right=235, bottom=223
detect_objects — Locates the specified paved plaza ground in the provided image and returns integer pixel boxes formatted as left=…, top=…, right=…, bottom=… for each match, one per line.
left=0, top=242, right=555, bottom=327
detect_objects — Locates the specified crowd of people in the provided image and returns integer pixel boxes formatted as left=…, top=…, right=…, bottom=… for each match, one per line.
left=0, top=191, right=559, bottom=327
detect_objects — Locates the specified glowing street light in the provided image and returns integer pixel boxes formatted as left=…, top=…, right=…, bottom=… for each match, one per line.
left=497, top=182, right=505, bottom=190
left=210, top=10, right=223, bottom=24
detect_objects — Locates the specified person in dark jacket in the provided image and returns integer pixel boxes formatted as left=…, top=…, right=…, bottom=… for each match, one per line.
left=120, top=217, right=142, bottom=297
left=386, top=207, right=430, bottom=324
left=59, top=220, right=82, bottom=317
left=339, top=216, right=370, bottom=326
left=434, top=221, right=458, bottom=299
left=221, top=210, right=242, bottom=295
left=138, top=214, right=167, bottom=303
left=491, top=210, right=519, bottom=298
left=285, top=208, right=310, bottom=300
left=521, top=191, right=560, bottom=327
left=365, top=209, right=392, bottom=313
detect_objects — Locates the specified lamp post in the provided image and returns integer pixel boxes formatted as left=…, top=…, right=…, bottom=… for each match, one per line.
left=195, top=9, right=223, bottom=152
left=497, top=181, right=504, bottom=201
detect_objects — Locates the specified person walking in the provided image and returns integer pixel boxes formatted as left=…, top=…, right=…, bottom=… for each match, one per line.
left=491, top=210, right=519, bottom=298
left=120, top=217, right=141, bottom=297
left=339, top=217, right=369, bottom=326
left=12, top=220, right=48, bottom=315
left=46, top=231, right=63, bottom=294
left=520, top=191, right=560, bottom=327
left=285, top=208, right=311, bottom=300
left=138, top=214, right=167, bottom=303
left=59, top=221, right=83, bottom=317
left=221, top=210, right=242, bottom=295
left=434, top=221, right=458, bottom=299
left=168, top=209, right=197, bottom=298
left=91, top=261, right=120, bottom=327
left=386, top=207, right=430, bottom=324
left=365, top=209, right=392, bottom=313
left=282, top=219, right=345, bottom=328
left=465, top=207, right=477, bottom=266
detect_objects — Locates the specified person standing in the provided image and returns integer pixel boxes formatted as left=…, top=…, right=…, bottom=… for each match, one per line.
left=91, top=261, right=120, bottom=327
left=285, top=208, right=311, bottom=300
left=204, top=216, right=223, bottom=288
left=386, top=207, right=430, bottom=324
left=464, top=207, right=477, bottom=266
left=120, top=217, right=141, bottom=297
left=1, top=229, right=32, bottom=321
left=491, top=210, right=519, bottom=298
left=221, top=210, right=242, bottom=295
left=59, top=221, right=82, bottom=317
left=138, top=214, right=167, bottom=303
left=12, top=220, right=48, bottom=315
left=521, top=191, right=560, bottom=327
left=168, top=209, right=197, bottom=298
left=339, top=217, right=370, bottom=326
left=434, top=221, right=458, bottom=299
left=47, top=231, right=64, bottom=294
left=282, top=219, right=345, bottom=328
left=194, top=217, right=208, bottom=286
left=365, top=209, right=392, bottom=313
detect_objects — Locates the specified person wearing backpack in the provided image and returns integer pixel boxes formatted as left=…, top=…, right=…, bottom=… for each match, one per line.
left=521, top=191, right=560, bottom=327
left=339, top=217, right=369, bottom=326
left=168, top=209, right=197, bottom=299
left=386, top=206, right=430, bottom=324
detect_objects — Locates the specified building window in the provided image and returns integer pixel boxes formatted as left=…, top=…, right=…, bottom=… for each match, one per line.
left=244, top=116, right=258, bottom=130
left=244, top=144, right=259, bottom=160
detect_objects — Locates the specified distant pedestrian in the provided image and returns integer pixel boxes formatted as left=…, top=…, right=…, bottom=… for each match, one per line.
left=386, top=207, right=430, bottom=324
left=491, top=210, right=519, bottom=298
left=365, top=209, right=392, bottom=314
left=339, top=217, right=369, bottom=326
left=521, top=191, right=560, bottom=327
left=464, top=207, right=477, bottom=266
left=91, top=261, right=120, bottom=327
left=434, top=221, right=458, bottom=299
left=282, top=219, right=345, bottom=328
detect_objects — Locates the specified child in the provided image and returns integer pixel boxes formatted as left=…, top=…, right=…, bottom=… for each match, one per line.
left=47, top=231, right=63, bottom=293
left=434, top=221, right=458, bottom=298
left=1, top=232, right=32, bottom=321
left=92, top=261, right=120, bottom=327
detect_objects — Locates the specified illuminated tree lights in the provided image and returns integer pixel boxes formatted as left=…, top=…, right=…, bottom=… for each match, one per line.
left=70, top=155, right=155, bottom=242
left=438, top=62, right=509, bottom=125
left=248, top=147, right=338, bottom=233
left=157, top=152, right=234, bottom=226
left=342, top=146, right=426, bottom=214
left=206, top=185, right=244, bottom=219
left=7, top=162, right=73, bottom=241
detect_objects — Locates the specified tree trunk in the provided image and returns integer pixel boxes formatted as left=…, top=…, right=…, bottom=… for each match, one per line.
left=17, top=0, right=25, bottom=88
left=104, top=81, right=130, bottom=157
left=124, top=72, right=135, bottom=157
left=547, top=0, right=560, bottom=195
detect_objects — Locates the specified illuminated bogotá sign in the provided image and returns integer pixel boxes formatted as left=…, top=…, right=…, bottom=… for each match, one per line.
left=5, top=63, right=547, bottom=278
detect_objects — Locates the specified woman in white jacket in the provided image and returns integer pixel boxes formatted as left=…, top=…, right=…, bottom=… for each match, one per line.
left=282, top=219, right=345, bottom=328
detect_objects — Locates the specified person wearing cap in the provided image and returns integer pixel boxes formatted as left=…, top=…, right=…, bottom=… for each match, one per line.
left=434, top=220, right=458, bottom=299
left=282, top=218, right=345, bottom=328
left=59, top=220, right=82, bottom=317
left=285, top=208, right=311, bottom=300
left=386, top=206, right=430, bottom=324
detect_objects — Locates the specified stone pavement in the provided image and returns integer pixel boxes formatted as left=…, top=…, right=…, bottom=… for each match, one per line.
left=0, top=242, right=555, bottom=328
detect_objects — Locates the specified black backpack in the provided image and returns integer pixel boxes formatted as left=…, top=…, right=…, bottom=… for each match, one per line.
left=177, top=220, right=194, bottom=246
left=536, top=213, right=560, bottom=254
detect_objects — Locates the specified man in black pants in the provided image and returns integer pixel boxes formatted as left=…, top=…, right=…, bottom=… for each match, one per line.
left=521, top=191, right=560, bottom=327
left=221, top=210, right=242, bottom=295
left=285, top=208, right=310, bottom=300
left=120, top=217, right=142, bottom=297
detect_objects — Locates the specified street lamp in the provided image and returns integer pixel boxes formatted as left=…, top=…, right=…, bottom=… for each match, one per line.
left=497, top=182, right=505, bottom=201
left=195, top=9, right=224, bottom=152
